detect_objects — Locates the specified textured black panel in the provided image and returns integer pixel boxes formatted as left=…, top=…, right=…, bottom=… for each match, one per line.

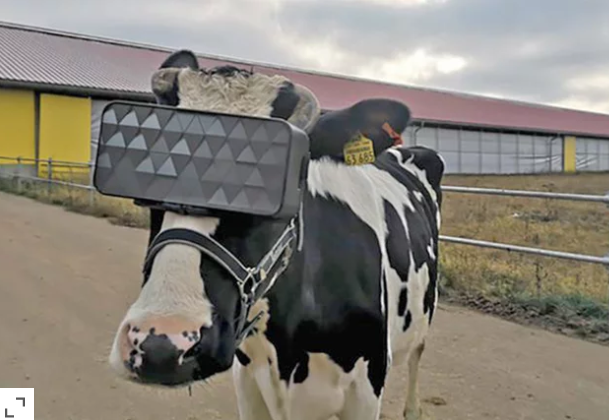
left=93, top=101, right=310, bottom=218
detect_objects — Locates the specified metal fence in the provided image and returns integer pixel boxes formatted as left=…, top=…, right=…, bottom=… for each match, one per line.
left=440, top=185, right=609, bottom=267
left=1, top=155, right=608, bottom=306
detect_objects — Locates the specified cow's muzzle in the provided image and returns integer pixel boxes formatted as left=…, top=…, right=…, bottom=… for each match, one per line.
left=117, top=315, right=205, bottom=386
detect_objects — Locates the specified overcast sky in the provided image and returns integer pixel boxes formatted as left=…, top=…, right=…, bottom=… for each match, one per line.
left=2, top=0, right=609, bottom=114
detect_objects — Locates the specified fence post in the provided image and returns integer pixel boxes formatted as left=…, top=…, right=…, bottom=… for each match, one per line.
left=605, top=255, right=609, bottom=327
left=88, top=160, right=94, bottom=206
left=606, top=192, right=609, bottom=326
left=16, top=156, right=22, bottom=192
left=47, top=158, right=53, bottom=195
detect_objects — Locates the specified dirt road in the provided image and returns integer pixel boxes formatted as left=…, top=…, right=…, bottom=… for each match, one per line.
left=0, top=191, right=607, bottom=420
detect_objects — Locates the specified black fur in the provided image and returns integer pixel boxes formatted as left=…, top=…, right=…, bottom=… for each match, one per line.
left=270, top=82, right=301, bottom=120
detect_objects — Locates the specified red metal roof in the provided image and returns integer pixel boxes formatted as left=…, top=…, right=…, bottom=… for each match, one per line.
left=1, top=21, right=608, bottom=138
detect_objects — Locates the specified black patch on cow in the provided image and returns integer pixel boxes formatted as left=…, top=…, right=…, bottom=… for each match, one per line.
left=383, top=200, right=411, bottom=284
left=235, top=349, right=251, bottom=366
left=260, top=192, right=388, bottom=397
left=208, top=65, right=252, bottom=78
left=157, top=82, right=180, bottom=107
left=148, top=209, right=165, bottom=246
left=398, top=288, right=408, bottom=317
left=403, top=311, right=412, bottom=331
left=293, top=352, right=309, bottom=384
left=271, top=82, right=300, bottom=121
left=159, top=49, right=199, bottom=70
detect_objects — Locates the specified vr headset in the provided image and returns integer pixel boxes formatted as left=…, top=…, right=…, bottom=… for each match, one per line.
left=93, top=101, right=310, bottom=219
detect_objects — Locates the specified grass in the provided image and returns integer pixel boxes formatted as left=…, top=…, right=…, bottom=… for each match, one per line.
left=439, top=172, right=609, bottom=303
left=0, top=176, right=148, bottom=228
left=1, top=170, right=608, bottom=342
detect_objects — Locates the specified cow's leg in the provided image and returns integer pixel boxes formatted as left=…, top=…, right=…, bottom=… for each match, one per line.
left=337, top=375, right=383, bottom=420
left=403, top=341, right=428, bottom=420
left=232, top=362, right=274, bottom=420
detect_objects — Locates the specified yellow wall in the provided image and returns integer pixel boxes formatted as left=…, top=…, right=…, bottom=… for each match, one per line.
left=563, top=136, right=577, bottom=173
left=38, top=93, right=91, bottom=176
left=0, top=88, right=36, bottom=162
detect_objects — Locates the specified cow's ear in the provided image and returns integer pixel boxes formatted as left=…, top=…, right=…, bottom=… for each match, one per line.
left=308, top=98, right=412, bottom=160
left=271, top=82, right=321, bottom=133
left=151, top=50, right=201, bottom=105
left=159, top=49, right=200, bottom=70
left=356, top=98, right=411, bottom=135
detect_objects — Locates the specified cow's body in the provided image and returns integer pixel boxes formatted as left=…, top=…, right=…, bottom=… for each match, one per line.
left=232, top=147, right=443, bottom=420
left=108, top=50, right=444, bottom=420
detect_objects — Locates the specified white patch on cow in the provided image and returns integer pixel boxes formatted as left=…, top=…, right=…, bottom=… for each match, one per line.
left=171, top=67, right=320, bottom=133
left=297, top=199, right=305, bottom=252
left=287, top=355, right=379, bottom=420
left=235, top=298, right=288, bottom=419
left=337, top=358, right=384, bottom=420
left=108, top=213, right=219, bottom=377
left=427, top=242, right=436, bottom=261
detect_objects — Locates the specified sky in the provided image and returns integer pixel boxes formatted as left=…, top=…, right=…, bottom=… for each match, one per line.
left=2, top=0, right=609, bottom=114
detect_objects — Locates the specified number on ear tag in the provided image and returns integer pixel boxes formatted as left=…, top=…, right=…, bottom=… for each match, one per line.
left=343, top=133, right=375, bottom=166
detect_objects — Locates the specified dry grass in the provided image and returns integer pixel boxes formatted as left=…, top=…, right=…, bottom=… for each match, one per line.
left=440, top=172, right=609, bottom=303
left=1, top=171, right=608, bottom=306
left=0, top=176, right=148, bottom=228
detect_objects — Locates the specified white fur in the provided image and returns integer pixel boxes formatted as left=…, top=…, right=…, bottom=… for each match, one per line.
left=177, top=68, right=289, bottom=117
left=174, top=68, right=320, bottom=132
left=108, top=213, right=220, bottom=378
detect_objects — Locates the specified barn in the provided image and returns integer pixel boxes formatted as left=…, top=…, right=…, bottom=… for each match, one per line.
left=1, top=20, right=608, bottom=177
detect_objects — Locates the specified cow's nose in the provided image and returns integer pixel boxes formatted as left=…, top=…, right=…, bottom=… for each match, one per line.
left=120, top=316, right=203, bottom=377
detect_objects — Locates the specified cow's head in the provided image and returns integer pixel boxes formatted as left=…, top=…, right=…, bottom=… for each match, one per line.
left=108, top=50, right=320, bottom=387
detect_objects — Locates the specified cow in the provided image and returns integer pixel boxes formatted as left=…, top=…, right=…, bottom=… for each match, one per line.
left=108, top=49, right=445, bottom=420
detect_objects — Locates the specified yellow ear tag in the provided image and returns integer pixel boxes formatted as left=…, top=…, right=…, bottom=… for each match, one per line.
left=343, top=132, right=375, bottom=166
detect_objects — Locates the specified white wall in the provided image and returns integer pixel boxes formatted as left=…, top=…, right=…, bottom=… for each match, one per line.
left=407, top=125, right=564, bottom=174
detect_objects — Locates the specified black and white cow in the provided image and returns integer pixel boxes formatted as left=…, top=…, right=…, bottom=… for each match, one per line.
left=109, top=50, right=445, bottom=420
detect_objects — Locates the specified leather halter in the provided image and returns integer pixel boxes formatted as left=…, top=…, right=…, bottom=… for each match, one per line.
left=142, top=216, right=299, bottom=344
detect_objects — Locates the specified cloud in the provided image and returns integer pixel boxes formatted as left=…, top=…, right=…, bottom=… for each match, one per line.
left=275, top=0, right=609, bottom=112
left=2, top=0, right=609, bottom=113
